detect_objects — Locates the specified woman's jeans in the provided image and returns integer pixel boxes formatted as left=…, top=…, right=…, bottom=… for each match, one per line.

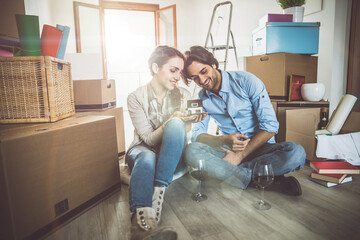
left=184, top=141, right=306, bottom=190
left=126, top=118, right=187, bottom=213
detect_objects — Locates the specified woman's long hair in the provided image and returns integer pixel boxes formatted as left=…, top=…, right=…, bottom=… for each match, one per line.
left=148, top=46, right=185, bottom=114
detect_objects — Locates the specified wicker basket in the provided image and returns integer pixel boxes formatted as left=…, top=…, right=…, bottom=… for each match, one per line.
left=0, top=56, right=75, bottom=123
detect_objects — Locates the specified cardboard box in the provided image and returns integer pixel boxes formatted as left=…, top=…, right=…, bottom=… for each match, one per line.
left=73, top=79, right=116, bottom=110
left=275, top=101, right=329, bottom=142
left=0, top=115, right=120, bottom=240
left=286, top=109, right=360, bottom=161
left=75, top=106, right=125, bottom=157
left=340, top=112, right=360, bottom=134
left=246, top=53, right=318, bottom=100
left=252, top=22, right=320, bottom=55
left=271, top=101, right=277, bottom=113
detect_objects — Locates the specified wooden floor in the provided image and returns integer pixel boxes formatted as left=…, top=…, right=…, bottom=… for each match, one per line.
left=45, top=165, right=360, bottom=240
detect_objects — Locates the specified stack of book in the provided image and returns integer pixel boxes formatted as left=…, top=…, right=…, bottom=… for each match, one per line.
left=309, top=161, right=360, bottom=187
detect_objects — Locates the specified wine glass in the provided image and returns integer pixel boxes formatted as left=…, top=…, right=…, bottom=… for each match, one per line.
left=252, top=161, right=274, bottom=210
left=189, top=159, right=208, bottom=202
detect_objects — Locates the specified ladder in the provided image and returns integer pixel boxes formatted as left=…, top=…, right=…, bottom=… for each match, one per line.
left=205, top=1, right=238, bottom=70
left=204, top=1, right=239, bottom=135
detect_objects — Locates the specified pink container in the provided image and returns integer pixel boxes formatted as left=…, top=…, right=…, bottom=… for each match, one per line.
left=0, top=49, right=13, bottom=57
left=259, top=14, right=293, bottom=26
left=267, top=14, right=293, bottom=22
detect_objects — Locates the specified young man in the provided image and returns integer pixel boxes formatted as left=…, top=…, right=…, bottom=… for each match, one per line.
left=183, top=46, right=306, bottom=196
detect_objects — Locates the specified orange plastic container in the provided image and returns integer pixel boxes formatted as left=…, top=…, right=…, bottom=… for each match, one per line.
left=41, top=24, right=63, bottom=57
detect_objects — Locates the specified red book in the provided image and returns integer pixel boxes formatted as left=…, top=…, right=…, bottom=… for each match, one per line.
left=310, top=161, right=360, bottom=175
left=41, top=24, right=63, bottom=57
left=310, top=171, right=348, bottom=184
left=288, top=75, right=305, bottom=101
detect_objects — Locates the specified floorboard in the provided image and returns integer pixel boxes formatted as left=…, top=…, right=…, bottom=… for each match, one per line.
left=44, top=165, right=360, bottom=240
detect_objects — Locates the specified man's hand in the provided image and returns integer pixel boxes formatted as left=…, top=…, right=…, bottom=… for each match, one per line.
left=220, top=147, right=245, bottom=165
left=221, top=133, right=250, bottom=152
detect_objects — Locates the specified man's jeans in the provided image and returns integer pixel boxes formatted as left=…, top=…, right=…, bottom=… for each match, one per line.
left=126, top=118, right=187, bottom=213
left=184, top=141, right=306, bottom=189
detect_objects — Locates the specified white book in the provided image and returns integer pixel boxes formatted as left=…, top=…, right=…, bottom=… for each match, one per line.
left=309, top=175, right=353, bottom=188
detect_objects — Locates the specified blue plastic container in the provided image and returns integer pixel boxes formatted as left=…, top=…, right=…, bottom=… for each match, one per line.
left=252, top=22, right=320, bottom=55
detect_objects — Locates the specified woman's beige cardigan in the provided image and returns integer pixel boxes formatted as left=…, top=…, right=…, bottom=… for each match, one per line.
left=127, top=83, right=191, bottom=153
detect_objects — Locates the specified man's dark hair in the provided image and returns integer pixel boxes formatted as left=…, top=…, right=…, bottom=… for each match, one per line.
left=183, top=46, right=219, bottom=85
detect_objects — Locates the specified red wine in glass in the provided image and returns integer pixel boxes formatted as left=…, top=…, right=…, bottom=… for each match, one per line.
left=190, top=159, right=208, bottom=202
left=252, top=162, right=274, bottom=210
left=253, top=175, right=274, bottom=188
left=190, top=170, right=207, bottom=181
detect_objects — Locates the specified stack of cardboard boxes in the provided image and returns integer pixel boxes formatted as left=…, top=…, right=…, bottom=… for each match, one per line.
left=246, top=18, right=328, bottom=149
left=73, top=79, right=126, bottom=158
left=0, top=60, right=124, bottom=239
left=246, top=53, right=329, bottom=143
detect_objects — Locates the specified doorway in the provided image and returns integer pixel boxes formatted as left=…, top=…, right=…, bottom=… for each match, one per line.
left=104, top=9, right=156, bottom=148
left=104, top=9, right=155, bottom=108
left=74, top=1, right=177, bottom=149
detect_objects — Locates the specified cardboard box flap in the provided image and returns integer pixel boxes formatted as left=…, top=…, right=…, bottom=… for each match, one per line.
left=74, top=107, right=125, bottom=155
left=286, top=108, right=321, bottom=161
left=287, top=130, right=317, bottom=160
left=286, top=108, right=320, bottom=136
left=0, top=115, right=114, bottom=141
left=340, top=112, right=360, bottom=134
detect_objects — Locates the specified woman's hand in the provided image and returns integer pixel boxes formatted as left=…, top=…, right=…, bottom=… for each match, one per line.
left=181, top=112, right=208, bottom=123
left=169, top=111, right=187, bottom=120
left=192, top=112, right=208, bottom=122
left=169, top=112, right=207, bottom=132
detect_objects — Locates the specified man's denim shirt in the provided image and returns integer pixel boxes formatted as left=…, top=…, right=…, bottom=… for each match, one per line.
left=192, top=70, right=279, bottom=144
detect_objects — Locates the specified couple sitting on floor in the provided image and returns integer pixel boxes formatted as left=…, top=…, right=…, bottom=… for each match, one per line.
left=125, top=45, right=306, bottom=240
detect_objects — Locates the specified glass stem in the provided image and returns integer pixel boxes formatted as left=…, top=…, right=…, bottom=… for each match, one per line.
left=198, top=180, right=202, bottom=196
left=260, top=187, right=265, bottom=205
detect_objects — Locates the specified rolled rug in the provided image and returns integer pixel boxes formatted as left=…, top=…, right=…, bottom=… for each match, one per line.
left=15, top=14, right=41, bottom=56
left=56, top=24, right=70, bottom=60
left=41, top=24, right=63, bottom=57
left=327, top=94, right=358, bottom=135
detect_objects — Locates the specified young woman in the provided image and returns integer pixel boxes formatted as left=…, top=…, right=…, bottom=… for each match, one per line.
left=126, top=45, right=206, bottom=240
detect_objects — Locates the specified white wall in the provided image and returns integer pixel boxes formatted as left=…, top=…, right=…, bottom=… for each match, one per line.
left=25, top=0, right=99, bottom=53
left=331, top=0, right=351, bottom=113
left=24, top=0, right=52, bottom=31
left=174, top=0, right=350, bottom=113
left=25, top=0, right=351, bottom=114
left=304, top=0, right=350, bottom=114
